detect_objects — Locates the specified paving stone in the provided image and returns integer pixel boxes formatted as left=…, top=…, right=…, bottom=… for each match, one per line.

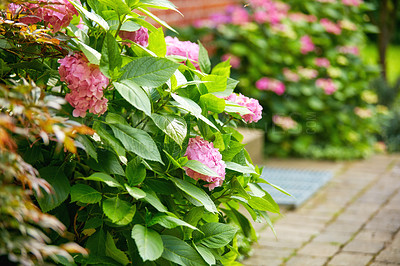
left=328, top=252, right=373, bottom=266
left=353, top=229, right=393, bottom=243
left=375, top=247, right=400, bottom=264
left=258, top=239, right=304, bottom=249
left=342, top=239, right=385, bottom=254
left=365, top=218, right=400, bottom=233
left=297, top=242, right=340, bottom=257
left=369, top=262, right=399, bottom=266
left=285, top=255, right=328, bottom=266
left=324, top=221, right=364, bottom=234
left=250, top=246, right=295, bottom=260
left=243, top=256, right=282, bottom=266
left=312, top=231, right=353, bottom=245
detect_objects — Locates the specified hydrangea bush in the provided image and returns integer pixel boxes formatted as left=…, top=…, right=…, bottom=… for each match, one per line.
left=179, top=0, right=384, bottom=159
left=0, top=0, right=282, bottom=264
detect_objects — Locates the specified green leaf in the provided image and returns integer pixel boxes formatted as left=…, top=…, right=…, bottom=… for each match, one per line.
left=201, top=74, right=227, bottom=93
left=81, top=172, right=122, bottom=188
left=76, top=40, right=101, bottom=65
left=139, top=0, right=181, bottom=14
left=98, top=0, right=132, bottom=15
left=161, top=235, right=207, bottom=266
left=70, top=0, right=109, bottom=30
left=148, top=27, right=167, bottom=57
left=120, top=57, right=180, bottom=88
left=36, top=167, right=70, bottom=213
left=151, top=114, right=187, bottom=147
left=183, top=160, right=220, bottom=177
left=211, top=60, right=231, bottom=77
left=225, top=161, right=257, bottom=174
left=114, top=80, right=152, bottom=116
left=126, top=160, right=146, bottom=186
left=105, top=232, right=129, bottom=265
left=172, top=178, right=217, bottom=213
left=142, top=187, right=168, bottom=212
left=125, top=185, right=146, bottom=199
left=193, top=243, right=216, bottom=265
left=109, top=123, right=163, bottom=164
left=76, top=135, right=98, bottom=162
left=171, top=94, right=218, bottom=130
left=101, top=32, right=122, bottom=79
left=148, top=214, right=198, bottom=230
left=131, top=224, right=163, bottom=261
left=70, top=184, right=102, bottom=204
left=120, top=20, right=141, bottom=32
left=226, top=205, right=256, bottom=241
left=224, top=102, right=253, bottom=115
left=199, top=94, right=225, bottom=113
left=198, top=41, right=211, bottom=73
left=137, top=7, right=177, bottom=33
left=248, top=196, right=280, bottom=213
left=86, top=229, right=106, bottom=256
left=193, top=223, right=237, bottom=248
left=103, top=197, right=136, bottom=225
left=93, top=122, right=126, bottom=158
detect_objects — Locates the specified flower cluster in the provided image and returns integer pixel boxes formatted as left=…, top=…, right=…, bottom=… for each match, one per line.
left=165, top=36, right=199, bottom=68
left=316, top=78, right=337, bottom=95
left=225, top=93, right=263, bottom=123
left=315, top=58, right=331, bottom=68
left=119, top=27, right=149, bottom=47
left=272, top=115, right=298, bottom=130
left=283, top=68, right=300, bottom=82
left=338, top=45, right=360, bottom=55
left=256, top=77, right=285, bottom=95
left=342, top=0, right=363, bottom=7
left=184, top=136, right=226, bottom=190
left=58, top=53, right=109, bottom=117
left=249, top=0, right=289, bottom=25
left=300, top=35, right=315, bottom=54
left=9, top=0, right=78, bottom=32
left=320, top=18, right=342, bottom=35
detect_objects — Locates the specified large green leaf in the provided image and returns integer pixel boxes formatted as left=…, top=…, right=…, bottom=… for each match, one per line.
left=201, top=74, right=227, bottom=93
left=248, top=196, right=280, bottom=213
left=141, top=187, right=168, bottom=212
left=125, top=185, right=146, bottom=199
left=120, top=57, right=179, bottom=88
left=131, top=224, right=163, bottom=262
left=76, top=40, right=101, bottom=65
left=103, top=197, right=136, bottom=225
left=36, top=167, right=70, bottom=212
left=105, top=232, right=129, bottom=265
left=193, top=223, right=237, bottom=249
left=70, top=184, right=102, bottom=204
left=81, top=172, right=122, bottom=188
left=139, top=0, right=180, bottom=13
left=70, top=0, right=109, bottom=30
left=148, top=214, right=198, bottom=230
left=151, top=114, right=187, bottom=146
left=98, top=0, right=132, bottom=15
left=182, top=160, right=220, bottom=177
left=225, top=161, right=257, bottom=174
left=93, top=122, right=126, bottom=158
left=136, top=7, right=177, bottom=33
left=148, top=27, right=166, bottom=57
left=198, top=41, right=211, bottom=74
left=100, top=32, right=122, bottom=79
left=161, top=235, right=207, bottom=266
left=172, top=178, right=217, bottom=213
left=126, top=160, right=146, bottom=186
left=114, top=80, right=152, bottom=116
left=86, top=229, right=106, bottom=256
left=199, top=94, right=225, bottom=113
left=194, top=243, right=215, bottom=266
left=109, top=123, right=163, bottom=163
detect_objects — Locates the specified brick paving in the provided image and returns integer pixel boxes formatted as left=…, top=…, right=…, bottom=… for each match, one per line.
left=244, top=154, right=400, bottom=266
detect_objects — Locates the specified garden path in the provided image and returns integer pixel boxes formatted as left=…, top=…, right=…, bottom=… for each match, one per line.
left=244, top=154, right=400, bottom=266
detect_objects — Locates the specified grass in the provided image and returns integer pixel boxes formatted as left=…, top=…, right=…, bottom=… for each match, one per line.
left=361, top=44, right=400, bottom=85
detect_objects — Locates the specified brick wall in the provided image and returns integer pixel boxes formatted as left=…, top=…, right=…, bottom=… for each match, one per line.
left=150, top=0, right=241, bottom=26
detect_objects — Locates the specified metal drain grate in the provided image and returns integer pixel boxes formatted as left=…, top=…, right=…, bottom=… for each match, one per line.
left=258, top=167, right=334, bottom=208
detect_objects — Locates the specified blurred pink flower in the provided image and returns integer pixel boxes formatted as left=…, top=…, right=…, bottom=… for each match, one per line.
left=316, top=0, right=336, bottom=2
left=300, top=35, right=315, bottom=54
left=289, top=13, right=317, bottom=23
left=221, top=54, right=241, bottom=68
left=342, top=0, right=363, bottom=6
left=250, top=0, right=288, bottom=25
left=315, top=58, right=331, bottom=68
left=10, top=0, right=78, bottom=32
left=338, top=45, right=360, bottom=55
left=119, top=26, right=149, bottom=47
left=58, top=53, right=109, bottom=117
left=273, top=115, right=298, bottom=130
left=256, top=77, right=286, bottom=95
left=227, top=5, right=250, bottom=25
left=184, top=136, right=226, bottom=191
left=316, top=78, right=337, bottom=95
left=165, top=36, right=199, bottom=69
left=320, top=18, right=342, bottom=35
left=283, top=68, right=300, bottom=82
left=225, top=93, right=263, bottom=123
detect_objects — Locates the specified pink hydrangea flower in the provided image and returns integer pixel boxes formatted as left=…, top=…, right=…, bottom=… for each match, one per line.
left=184, top=136, right=226, bottom=190
left=227, top=5, right=250, bottom=25
left=320, top=18, right=342, bottom=35
left=225, top=93, right=263, bottom=123
left=315, top=58, right=331, bottom=68
left=338, top=45, right=360, bottom=55
left=289, top=13, right=317, bottom=23
left=273, top=115, right=298, bottom=130
left=58, top=53, right=109, bottom=117
left=300, top=35, right=315, bottom=54
left=256, top=77, right=285, bottom=95
left=249, top=0, right=288, bottom=25
left=119, top=26, right=149, bottom=47
left=165, top=36, right=199, bottom=69
left=316, top=78, right=337, bottom=95
left=10, top=0, right=78, bottom=32
left=283, top=68, right=300, bottom=82
left=342, top=0, right=362, bottom=6
left=221, top=54, right=241, bottom=68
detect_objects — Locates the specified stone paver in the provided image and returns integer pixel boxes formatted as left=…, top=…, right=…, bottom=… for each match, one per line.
left=243, top=154, right=400, bottom=266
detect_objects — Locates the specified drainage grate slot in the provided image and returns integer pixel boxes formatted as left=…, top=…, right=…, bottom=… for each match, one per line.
left=258, top=167, right=333, bottom=208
